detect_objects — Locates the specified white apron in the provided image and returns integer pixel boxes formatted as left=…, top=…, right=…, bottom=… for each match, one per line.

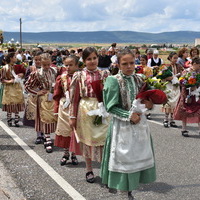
left=109, top=115, right=154, bottom=173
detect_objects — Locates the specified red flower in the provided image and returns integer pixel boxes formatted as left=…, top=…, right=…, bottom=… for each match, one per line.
left=188, top=78, right=196, bottom=85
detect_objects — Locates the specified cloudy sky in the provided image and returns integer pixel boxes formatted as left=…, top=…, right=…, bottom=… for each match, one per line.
left=1, top=0, right=200, bottom=33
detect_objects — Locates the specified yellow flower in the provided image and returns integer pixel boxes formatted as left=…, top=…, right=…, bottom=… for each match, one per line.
left=179, top=77, right=184, bottom=81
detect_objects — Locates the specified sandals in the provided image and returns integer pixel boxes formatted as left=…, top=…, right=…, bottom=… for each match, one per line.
left=44, top=138, right=53, bottom=153
left=71, top=155, right=78, bottom=165
left=146, top=113, right=151, bottom=120
left=35, top=137, right=45, bottom=145
left=7, top=117, right=21, bottom=127
left=170, top=121, right=178, bottom=128
left=45, top=145, right=53, bottom=153
left=7, top=119, right=12, bottom=127
left=14, top=121, right=20, bottom=127
left=86, top=171, right=95, bottom=183
left=163, top=120, right=169, bottom=128
left=14, top=116, right=20, bottom=127
left=60, top=155, right=69, bottom=166
left=181, top=130, right=189, bottom=137
left=60, top=154, right=78, bottom=166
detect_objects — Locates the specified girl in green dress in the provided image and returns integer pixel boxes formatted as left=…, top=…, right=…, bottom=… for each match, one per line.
left=100, top=49, right=156, bottom=200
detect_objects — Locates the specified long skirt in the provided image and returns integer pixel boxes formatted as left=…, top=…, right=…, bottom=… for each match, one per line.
left=23, top=94, right=37, bottom=127
left=2, top=83, right=25, bottom=113
left=54, top=97, right=72, bottom=149
left=35, top=93, right=57, bottom=134
left=75, top=97, right=109, bottom=162
left=100, top=122, right=156, bottom=191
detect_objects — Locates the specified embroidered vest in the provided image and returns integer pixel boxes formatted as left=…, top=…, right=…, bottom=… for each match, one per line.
left=151, top=58, right=161, bottom=67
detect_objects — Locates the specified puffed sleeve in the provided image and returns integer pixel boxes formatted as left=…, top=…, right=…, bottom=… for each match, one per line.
left=103, top=76, right=130, bottom=121
left=53, top=75, right=64, bottom=113
left=25, top=71, right=39, bottom=95
left=69, top=72, right=81, bottom=118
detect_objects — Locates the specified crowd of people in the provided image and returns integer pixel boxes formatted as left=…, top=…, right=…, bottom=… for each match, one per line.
left=0, top=43, right=200, bottom=200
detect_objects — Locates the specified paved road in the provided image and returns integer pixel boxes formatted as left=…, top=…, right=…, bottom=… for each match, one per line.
left=0, top=105, right=200, bottom=200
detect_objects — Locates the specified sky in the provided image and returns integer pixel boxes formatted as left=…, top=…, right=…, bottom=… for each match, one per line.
left=1, top=0, right=200, bottom=33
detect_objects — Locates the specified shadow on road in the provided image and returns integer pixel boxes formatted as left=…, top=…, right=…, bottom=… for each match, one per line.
left=138, top=182, right=174, bottom=194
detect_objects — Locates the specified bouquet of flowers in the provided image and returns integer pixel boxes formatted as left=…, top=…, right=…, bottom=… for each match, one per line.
left=178, top=72, right=200, bottom=104
left=145, top=77, right=168, bottom=91
left=22, top=62, right=29, bottom=68
left=156, top=66, right=179, bottom=87
left=179, top=72, right=200, bottom=88
left=135, top=65, right=144, bottom=74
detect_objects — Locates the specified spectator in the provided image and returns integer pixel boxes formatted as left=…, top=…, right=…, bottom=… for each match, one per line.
left=0, top=49, right=4, bottom=65
left=177, top=47, right=189, bottom=68
left=98, top=48, right=111, bottom=70
left=147, top=50, right=163, bottom=76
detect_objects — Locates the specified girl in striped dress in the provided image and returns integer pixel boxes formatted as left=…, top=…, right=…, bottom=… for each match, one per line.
left=25, top=53, right=57, bottom=153
left=0, top=52, right=25, bottom=127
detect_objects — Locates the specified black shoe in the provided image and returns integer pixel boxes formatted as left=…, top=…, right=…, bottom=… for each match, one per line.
left=44, top=138, right=53, bottom=153
left=181, top=130, right=189, bottom=137
left=45, top=145, right=53, bottom=153
left=163, top=120, right=169, bottom=128
left=128, top=191, right=135, bottom=200
left=71, top=155, right=78, bottom=165
left=7, top=119, right=12, bottom=127
left=86, top=171, right=95, bottom=183
left=14, top=121, right=20, bottom=127
left=146, top=113, right=151, bottom=120
left=35, top=137, right=44, bottom=145
left=44, top=138, right=53, bottom=148
left=60, top=155, right=69, bottom=166
left=170, top=121, right=178, bottom=128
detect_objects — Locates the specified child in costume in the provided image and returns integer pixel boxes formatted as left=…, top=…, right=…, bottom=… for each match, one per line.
left=167, top=52, right=184, bottom=78
left=25, top=53, right=57, bottom=153
left=0, top=52, right=25, bottom=127
left=157, top=67, right=180, bottom=128
left=140, top=54, right=153, bottom=78
left=23, top=52, right=43, bottom=138
left=100, top=49, right=156, bottom=200
left=70, top=47, right=110, bottom=183
left=140, top=54, right=153, bottom=120
left=53, top=55, right=79, bottom=165
left=174, top=57, right=200, bottom=137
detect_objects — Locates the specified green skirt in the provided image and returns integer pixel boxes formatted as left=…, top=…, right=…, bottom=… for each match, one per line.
left=0, top=83, right=4, bottom=109
left=100, top=122, right=156, bottom=191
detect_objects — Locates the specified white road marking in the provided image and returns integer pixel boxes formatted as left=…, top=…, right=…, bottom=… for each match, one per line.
left=149, top=120, right=163, bottom=126
left=0, top=120, right=86, bottom=200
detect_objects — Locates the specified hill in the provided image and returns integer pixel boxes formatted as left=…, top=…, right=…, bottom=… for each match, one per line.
left=3, top=31, right=200, bottom=44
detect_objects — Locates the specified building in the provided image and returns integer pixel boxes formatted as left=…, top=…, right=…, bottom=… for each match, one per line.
left=195, top=38, right=200, bottom=46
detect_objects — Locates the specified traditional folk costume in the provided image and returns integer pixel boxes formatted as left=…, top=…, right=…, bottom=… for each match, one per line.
left=0, top=64, right=25, bottom=126
left=100, top=71, right=156, bottom=192
left=157, top=68, right=180, bottom=127
left=23, top=66, right=41, bottom=127
left=168, top=63, right=184, bottom=78
left=70, top=68, right=109, bottom=162
left=25, top=67, right=57, bottom=152
left=135, top=65, right=153, bottom=79
left=174, top=69, right=200, bottom=124
left=142, top=65, right=153, bottom=78
left=135, top=65, right=153, bottom=120
left=53, top=71, right=79, bottom=165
